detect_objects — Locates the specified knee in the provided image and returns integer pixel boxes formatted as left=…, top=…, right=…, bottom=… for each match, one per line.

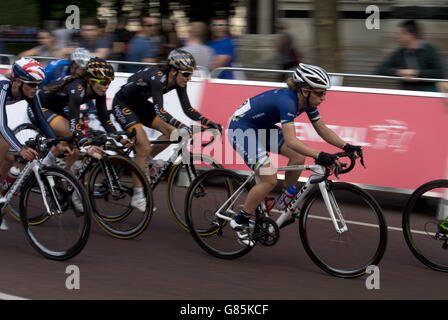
left=290, top=154, right=306, bottom=165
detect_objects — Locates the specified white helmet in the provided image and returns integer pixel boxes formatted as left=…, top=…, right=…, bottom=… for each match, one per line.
left=70, top=48, right=93, bottom=69
left=293, top=63, right=331, bottom=89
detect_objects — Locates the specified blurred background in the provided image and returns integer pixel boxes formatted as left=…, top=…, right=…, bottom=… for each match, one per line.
left=0, top=0, right=447, bottom=90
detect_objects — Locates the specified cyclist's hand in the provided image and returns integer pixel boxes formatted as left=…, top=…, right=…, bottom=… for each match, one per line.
left=56, top=143, right=73, bottom=157
left=342, top=143, right=362, bottom=158
left=206, top=120, right=223, bottom=135
left=119, top=137, right=133, bottom=148
left=177, top=126, right=192, bottom=139
left=19, top=147, right=38, bottom=161
left=315, top=152, right=340, bottom=169
left=86, top=145, right=103, bottom=160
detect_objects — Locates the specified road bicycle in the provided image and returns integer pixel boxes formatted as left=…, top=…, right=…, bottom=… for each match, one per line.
left=11, top=125, right=154, bottom=240
left=184, top=153, right=388, bottom=278
left=0, top=135, right=91, bottom=260
left=402, top=179, right=448, bottom=272
left=105, top=125, right=223, bottom=232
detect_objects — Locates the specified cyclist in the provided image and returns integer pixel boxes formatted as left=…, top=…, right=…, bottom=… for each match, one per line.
left=41, top=47, right=93, bottom=87
left=27, top=57, right=130, bottom=172
left=0, top=58, right=72, bottom=229
left=228, top=63, right=362, bottom=246
left=111, top=48, right=222, bottom=211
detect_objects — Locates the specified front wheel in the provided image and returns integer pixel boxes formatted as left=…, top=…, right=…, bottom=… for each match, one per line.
left=167, top=153, right=222, bottom=232
left=19, top=166, right=91, bottom=261
left=299, top=182, right=388, bottom=278
left=86, top=155, right=153, bottom=239
left=402, top=179, right=448, bottom=272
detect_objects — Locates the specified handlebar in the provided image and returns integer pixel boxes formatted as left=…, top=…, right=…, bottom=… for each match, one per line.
left=191, top=125, right=221, bottom=148
left=311, top=151, right=365, bottom=184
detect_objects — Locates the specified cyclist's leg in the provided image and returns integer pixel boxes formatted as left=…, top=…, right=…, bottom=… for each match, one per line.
left=279, top=144, right=305, bottom=188
left=149, top=116, right=176, bottom=158
left=0, top=135, right=14, bottom=182
left=49, top=115, right=79, bottom=170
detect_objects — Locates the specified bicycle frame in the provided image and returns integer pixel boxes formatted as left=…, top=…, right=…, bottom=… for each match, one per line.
left=214, top=164, right=349, bottom=234
left=0, top=160, right=57, bottom=215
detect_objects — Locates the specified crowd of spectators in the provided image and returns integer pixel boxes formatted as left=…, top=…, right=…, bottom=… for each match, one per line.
left=0, top=16, right=237, bottom=78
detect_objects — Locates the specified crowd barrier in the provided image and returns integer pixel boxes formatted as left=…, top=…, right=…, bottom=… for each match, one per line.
left=1, top=63, right=447, bottom=192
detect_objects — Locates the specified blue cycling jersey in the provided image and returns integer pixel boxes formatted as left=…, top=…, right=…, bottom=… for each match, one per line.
left=42, top=59, right=71, bottom=87
left=231, top=88, right=321, bottom=127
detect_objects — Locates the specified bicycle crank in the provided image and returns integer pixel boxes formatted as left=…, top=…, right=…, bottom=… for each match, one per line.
left=253, top=217, right=280, bottom=246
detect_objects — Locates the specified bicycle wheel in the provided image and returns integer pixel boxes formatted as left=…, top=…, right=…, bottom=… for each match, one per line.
left=402, top=179, right=448, bottom=272
left=5, top=124, right=44, bottom=223
left=167, top=153, right=222, bottom=232
left=185, top=168, right=255, bottom=259
left=86, top=155, right=153, bottom=239
left=19, top=166, right=91, bottom=260
left=299, top=182, right=388, bottom=278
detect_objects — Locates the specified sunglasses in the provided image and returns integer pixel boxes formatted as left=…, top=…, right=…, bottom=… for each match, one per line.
left=312, top=90, right=327, bottom=97
left=23, top=82, right=40, bottom=88
left=91, top=78, right=111, bottom=86
left=180, top=71, right=193, bottom=78
left=212, top=23, right=228, bottom=27
left=144, top=23, right=160, bottom=27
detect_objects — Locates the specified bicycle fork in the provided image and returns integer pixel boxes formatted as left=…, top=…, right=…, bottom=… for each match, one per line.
left=318, top=182, right=348, bottom=234
left=32, top=164, right=61, bottom=215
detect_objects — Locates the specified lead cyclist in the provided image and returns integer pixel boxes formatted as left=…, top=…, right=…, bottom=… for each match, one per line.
left=227, top=63, right=362, bottom=246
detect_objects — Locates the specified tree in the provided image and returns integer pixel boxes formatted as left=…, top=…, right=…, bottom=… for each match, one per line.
left=313, top=0, right=341, bottom=73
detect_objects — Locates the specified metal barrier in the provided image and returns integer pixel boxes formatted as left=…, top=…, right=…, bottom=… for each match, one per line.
left=210, top=66, right=448, bottom=83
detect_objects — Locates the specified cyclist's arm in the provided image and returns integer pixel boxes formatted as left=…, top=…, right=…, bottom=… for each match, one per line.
left=151, top=78, right=185, bottom=129
left=176, top=86, right=212, bottom=126
left=0, top=81, right=23, bottom=152
left=312, top=119, right=346, bottom=149
left=27, top=95, right=57, bottom=139
left=66, top=87, right=84, bottom=134
left=95, top=96, right=117, bottom=133
left=282, top=124, right=319, bottom=159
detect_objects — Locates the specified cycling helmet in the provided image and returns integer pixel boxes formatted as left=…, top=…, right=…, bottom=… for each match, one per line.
left=293, top=63, right=331, bottom=89
left=71, top=47, right=93, bottom=69
left=12, top=57, right=45, bottom=82
left=167, top=49, right=196, bottom=72
left=86, top=57, right=114, bottom=81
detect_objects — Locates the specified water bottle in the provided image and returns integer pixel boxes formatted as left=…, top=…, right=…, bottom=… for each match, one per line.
left=1, top=166, right=20, bottom=195
left=276, top=186, right=299, bottom=210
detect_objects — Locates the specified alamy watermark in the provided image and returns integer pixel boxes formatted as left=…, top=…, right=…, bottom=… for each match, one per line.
left=65, top=265, right=80, bottom=290
left=365, top=265, right=380, bottom=290
left=365, top=5, right=380, bottom=30
left=65, top=5, right=80, bottom=30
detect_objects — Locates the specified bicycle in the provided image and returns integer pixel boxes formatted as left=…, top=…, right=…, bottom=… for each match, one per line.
left=402, top=179, right=448, bottom=272
left=0, top=135, right=91, bottom=260
left=104, top=125, right=223, bottom=232
left=184, top=153, right=388, bottom=278
left=11, top=126, right=154, bottom=240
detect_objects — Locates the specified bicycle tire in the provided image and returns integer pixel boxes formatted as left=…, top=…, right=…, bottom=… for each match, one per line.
left=185, top=168, right=255, bottom=259
left=6, top=123, right=45, bottom=223
left=86, top=155, right=153, bottom=239
left=402, top=179, right=448, bottom=272
left=299, top=182, right=388, bottom=278
left=167, top=153, right=222, bottom=232
left=19, top=165, right=91, bottom=261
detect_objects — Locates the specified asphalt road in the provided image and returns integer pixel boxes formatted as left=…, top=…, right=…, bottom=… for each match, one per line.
left=0, top=182, right=447, bottom=303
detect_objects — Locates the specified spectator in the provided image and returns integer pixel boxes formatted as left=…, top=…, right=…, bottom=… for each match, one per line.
left=147, top=16, right=164, bottom=60
left=18, top=30, right=62, bottom=63
left=376, top=20, right=445, bottom=92
left=275, top=23, right=302, bottom=71
left=207, top=16, right=236, bottom=79
left=109, top=16, right=134, bottom=71
left=75, top=18, right=111, bottom=59
left=125, top=15, right=158, bottom=73
left=181, top=21, right=215, bottom=71
left=161, top=19, right=180, bottom=59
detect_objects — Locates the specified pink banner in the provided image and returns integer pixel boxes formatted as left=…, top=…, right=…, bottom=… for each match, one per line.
left=197, top=80, right=448, bottom=190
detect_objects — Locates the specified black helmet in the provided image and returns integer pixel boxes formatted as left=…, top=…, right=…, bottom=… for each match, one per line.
left=167, top=49, right=196, bottom=72
left=86, top=57, right=114, bottom=81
